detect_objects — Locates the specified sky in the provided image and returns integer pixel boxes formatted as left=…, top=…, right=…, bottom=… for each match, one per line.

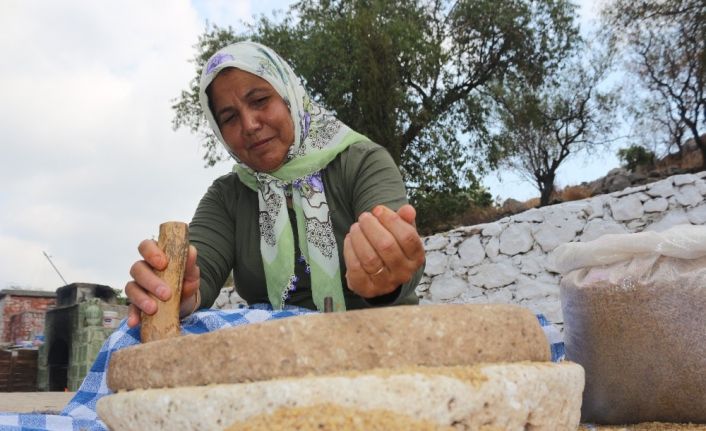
left=0, top=0, right=610, bottom=292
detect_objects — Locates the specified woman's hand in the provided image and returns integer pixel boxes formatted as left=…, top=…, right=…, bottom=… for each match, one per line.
left=343, top=204, right=425, bottom=299
left=124, top=240, right=201, bottom=327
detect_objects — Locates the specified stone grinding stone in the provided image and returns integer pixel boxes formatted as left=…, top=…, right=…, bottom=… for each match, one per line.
left=107, top=303, right=550, bottom=391
left=97, top=362, right=584, bottom=430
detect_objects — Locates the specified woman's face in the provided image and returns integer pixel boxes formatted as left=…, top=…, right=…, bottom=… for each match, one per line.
left=209, top=68, right=295, bottom=172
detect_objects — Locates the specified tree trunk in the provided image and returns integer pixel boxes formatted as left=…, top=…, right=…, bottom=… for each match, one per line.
left=696, top=134, right=706, bottom=170
left=539, top=175, right=555, bottom=207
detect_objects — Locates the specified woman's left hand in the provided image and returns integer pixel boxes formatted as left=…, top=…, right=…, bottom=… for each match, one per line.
left=343, top=204, right=425, bottom=299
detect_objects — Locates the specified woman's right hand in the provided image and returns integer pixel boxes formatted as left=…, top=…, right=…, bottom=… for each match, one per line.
left=124, top=239, right=201, bottom=328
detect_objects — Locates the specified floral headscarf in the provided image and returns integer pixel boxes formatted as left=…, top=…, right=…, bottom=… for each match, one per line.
left=199, top=41, right=367, bottom=311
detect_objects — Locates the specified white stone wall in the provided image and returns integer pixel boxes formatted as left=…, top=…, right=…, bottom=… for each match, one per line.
left=417, top=172, right=706, bottom=326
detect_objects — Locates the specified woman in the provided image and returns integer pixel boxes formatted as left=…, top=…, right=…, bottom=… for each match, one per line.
left=125, top=41, right=425, bottom=326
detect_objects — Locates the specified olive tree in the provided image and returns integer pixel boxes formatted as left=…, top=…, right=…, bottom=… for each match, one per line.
left=490, top=42, right=618, bottom=206
left=173, top=0, right=580, bottom=227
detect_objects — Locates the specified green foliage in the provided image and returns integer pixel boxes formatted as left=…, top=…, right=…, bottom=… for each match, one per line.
left=173, top=0, right=579, bottom=187
left=112, top=288, right=128, bottom=305
left=617, top=145, right=656, bottom=171
left=411, top=183, right=493, bottom=235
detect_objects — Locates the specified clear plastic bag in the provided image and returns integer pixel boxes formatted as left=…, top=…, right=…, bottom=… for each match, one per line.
left=553, top=224, right=706, bottom=424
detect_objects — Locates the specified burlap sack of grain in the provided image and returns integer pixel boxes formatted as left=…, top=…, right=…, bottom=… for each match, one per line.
left=553, top=224, right=706, bottom=425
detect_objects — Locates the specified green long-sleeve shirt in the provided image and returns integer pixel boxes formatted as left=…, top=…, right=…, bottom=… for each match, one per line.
left=189, top=140, right=423, bottom=310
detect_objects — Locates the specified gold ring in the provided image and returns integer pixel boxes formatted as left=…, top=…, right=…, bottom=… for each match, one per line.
left=370, top=266, right=385, bottom=276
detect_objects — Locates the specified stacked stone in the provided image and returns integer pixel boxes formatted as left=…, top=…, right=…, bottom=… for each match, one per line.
left=416, top=172, right=706, bottom=327
left=213, top=285, right=247, bottom=309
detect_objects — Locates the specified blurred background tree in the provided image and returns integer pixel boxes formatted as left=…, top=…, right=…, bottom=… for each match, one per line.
left=617, top=145, right=656, bottom=172
left=602, top=0, right=705, bottom=167
left=489, top=38, right=618, bottom=206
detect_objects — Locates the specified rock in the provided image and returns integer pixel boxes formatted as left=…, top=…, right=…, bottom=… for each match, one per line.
left=645, top=179, right=676, bottom=198
left=97, top=362, right=584, bottom=431
left=673, top=173, right=698, bottom=186
left=605, top=173, right=631, bottom=192
left=515, top=277, right=559, bottom=302
left=499, top=224, right=534, bottom=255
left=544, top=208, right=575, bottom=227
left=512, top=208, right=544, bottom=223
left=687, top=204, right=706, bottom=225
left=580, top=219, right=628, bottom=242
left=626, top=219, right=647, bottom=230
left=587, top=196, right=606, bottom=220
left=543, top=211, right=585, bottom=237
left=451, top=226, right=482, bottom=235
left=543, top=251, right=562, bottom=274
left=214, top=286, right=242, bottom=309
left=484, top=286, right=515, bottom=304
left=606, top=167, right=628, bottom=176
left=675, top=184, right=703, bottom=207
left=517, top=254, right=545, bottom=275
left=612, top=184, right=648, bottom=197
left=481, top=222, right=503, bottom=237
left=457, top=236, right=485, bottom=266
left=468, top=263, right=520, bottom=289
left=448, top=255, right=466, bottom=273
left=609, top=195, right=644, bottom=221
left=485, top=237, right=500, bottom=260
left=696, top=179, right=706, bottom=195
left=414, top=282, right=430, bottom=293
left=502, top=198, right=526, bottom=213
left=634, top=192, right=652, bottom=202
left=537, top=300, right=564, bottom=325
left=429, top=275, right=466, bottom=301
left=533, top=224, right=577, bottom=252
left=587, top=177, right=606, bottom=195
left=559, top=201, right=593, bottom=214
left=643, top=197, right=669, bottom=212
left=214, top=295, right=228, bottom=309
left=107, top=304, right=552, bottom=391
left=423, top=251, right=447, bottom=276
left=424, top=235, right=449, bottom=251
left=645, top=209, right=690, bottom=232
left=628, top=172, right=647, bottom=184
left=453, top=292, right=488, bottom=305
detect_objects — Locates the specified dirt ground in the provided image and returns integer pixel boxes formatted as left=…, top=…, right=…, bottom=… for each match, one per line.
left=0, top=392, right=75, bottom=413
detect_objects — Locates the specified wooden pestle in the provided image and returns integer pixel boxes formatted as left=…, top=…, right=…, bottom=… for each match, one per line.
left=140, top=221, right=189, bottom=343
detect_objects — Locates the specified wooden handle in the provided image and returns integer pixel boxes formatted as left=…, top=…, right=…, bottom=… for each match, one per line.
left=140, top=221, right=189, bottom=343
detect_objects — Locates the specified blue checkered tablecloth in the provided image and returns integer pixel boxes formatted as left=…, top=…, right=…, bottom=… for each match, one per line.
left=0, top=305, right=564, bottom=431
